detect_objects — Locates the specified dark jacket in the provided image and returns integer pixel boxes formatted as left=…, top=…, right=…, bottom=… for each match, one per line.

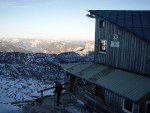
left=55, top=83, right=63, bottom=94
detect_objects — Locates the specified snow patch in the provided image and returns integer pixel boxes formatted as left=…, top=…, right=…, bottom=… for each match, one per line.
left=0, top=77, right=54, bottom=103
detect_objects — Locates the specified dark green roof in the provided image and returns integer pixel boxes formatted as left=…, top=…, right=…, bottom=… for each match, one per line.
left=62, top=62, right=150, bottom=102
left=89, top=10, right=150, bottom=42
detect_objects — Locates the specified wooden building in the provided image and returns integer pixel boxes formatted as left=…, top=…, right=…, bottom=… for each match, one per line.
left=62, top=10, right=150, bottom=113
left=89, top=10, right=150, bottom=76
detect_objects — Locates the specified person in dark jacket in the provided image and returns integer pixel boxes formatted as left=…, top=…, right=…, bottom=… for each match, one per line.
left=54, top=81, right=64, bottom=106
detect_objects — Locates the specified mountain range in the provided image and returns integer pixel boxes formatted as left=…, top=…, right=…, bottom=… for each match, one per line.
left=0, top=38, right=94, bottom=54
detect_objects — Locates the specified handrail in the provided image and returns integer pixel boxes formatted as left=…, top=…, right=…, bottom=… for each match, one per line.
left=37, top=82, right=69, bottom=98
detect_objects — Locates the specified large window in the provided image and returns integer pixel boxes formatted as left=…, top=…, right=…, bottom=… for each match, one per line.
left=123, top=99, right=133, bottom=113
left=99, top=40, right=107, bottom=53
left=95, top=86, right=105, bottom=101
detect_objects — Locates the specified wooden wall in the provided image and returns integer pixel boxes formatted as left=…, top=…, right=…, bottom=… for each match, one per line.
left=105, top=90, right=140, bottom=113
left=76, top=83, right=140, bottom=113
left=139, top=93, right=150, bottom=113
left=66, top=73, right=142, bottom=113
left=94, top=17, right=150, bottom=76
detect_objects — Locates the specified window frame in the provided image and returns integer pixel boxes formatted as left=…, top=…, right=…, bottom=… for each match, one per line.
left=99, top=39, right=107, bottom=54
left=123, top=99, right=134, bottom=113
left=99, top=20, right=105, bottom=28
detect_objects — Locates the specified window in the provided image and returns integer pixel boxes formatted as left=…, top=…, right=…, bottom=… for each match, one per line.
left=99, top=20, right=104, bottom=28
left=95, top=86, right=104, bottom=101
left=85, top=82, right=94, bottom=94
left=146, top=101, right=150, bottom=113
left=99, top=40, right=107, bottom=53
left=77, top=78, right=84, bottom=88
left=123, top=99, right=133, bottom=113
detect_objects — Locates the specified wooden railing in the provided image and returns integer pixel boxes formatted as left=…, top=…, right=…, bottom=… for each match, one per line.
left=37, top=82, right=69, bottom=98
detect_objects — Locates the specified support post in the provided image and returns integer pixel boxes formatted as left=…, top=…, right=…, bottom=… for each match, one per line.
left=41, top=91, right=43, bottom=98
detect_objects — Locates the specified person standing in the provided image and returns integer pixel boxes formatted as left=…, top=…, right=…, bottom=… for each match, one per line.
left=54, top=81, right=63, bottom=106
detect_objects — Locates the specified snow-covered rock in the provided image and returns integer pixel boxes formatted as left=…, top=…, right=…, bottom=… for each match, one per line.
left=0, top=51, right=93, bottom=112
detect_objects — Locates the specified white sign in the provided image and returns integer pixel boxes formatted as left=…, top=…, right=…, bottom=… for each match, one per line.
left=111, top=41, right=119, bottom=47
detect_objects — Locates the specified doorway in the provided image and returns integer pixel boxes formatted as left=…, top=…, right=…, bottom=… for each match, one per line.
left=70, top=75, right=76, bottom=95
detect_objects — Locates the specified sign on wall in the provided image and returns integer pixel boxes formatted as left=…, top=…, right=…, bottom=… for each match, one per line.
left=111, top=33, right=119, bottom=47
left=111, top=41, right=119, bottom=47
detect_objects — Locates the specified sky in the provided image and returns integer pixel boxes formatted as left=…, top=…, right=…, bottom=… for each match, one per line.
left=0, top=0, right=150, bottom=40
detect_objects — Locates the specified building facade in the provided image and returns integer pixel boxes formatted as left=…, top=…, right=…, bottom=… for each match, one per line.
left=91, top=10, right=150, bottom=76
left=62, top=10, right=150, bottom=113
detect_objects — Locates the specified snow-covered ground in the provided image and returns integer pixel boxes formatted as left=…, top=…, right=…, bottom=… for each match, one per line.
left=0, top=76, right=56, bottom=113
left=0, top=77, right=55, bottom=103
left=65, top=99, right=89, bottom=113
left=0, top=104, right=23, bottom=113
left=0, top=77, right=89, bottom=113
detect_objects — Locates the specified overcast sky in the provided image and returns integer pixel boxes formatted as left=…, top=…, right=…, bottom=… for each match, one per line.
left=0, top=0, right=150, bottom=40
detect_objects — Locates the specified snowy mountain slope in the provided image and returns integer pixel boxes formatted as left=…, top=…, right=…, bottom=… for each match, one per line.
left=0, top=38, right=94, bottom=54
left=0, top=42, right=29, bottom=53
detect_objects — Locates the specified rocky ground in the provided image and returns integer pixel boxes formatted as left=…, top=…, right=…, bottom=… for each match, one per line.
left=0, top=76, right=55, bottom=103
left=0, top=51, right=93, bottom=113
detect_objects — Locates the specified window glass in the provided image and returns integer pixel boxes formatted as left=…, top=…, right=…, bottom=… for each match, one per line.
left=99, top=20, right=104, bottom=28
left=123, top=99, right=133, bottom=113
left=99, top=40, right=107, bottom=53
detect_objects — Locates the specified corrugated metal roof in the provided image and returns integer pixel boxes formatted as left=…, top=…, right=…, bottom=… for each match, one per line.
left=61, top=63, right=150, bottom=102
left=89, top=10, right=150, bottom=42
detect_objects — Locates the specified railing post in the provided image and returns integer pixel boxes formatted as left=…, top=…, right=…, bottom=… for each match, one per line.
left=41, top=91, right=43, bottom=98
left=37, top=82, right=69, bottom=98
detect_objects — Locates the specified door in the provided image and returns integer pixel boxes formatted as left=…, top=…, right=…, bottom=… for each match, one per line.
left=70, top=75, right=76, bottom=95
